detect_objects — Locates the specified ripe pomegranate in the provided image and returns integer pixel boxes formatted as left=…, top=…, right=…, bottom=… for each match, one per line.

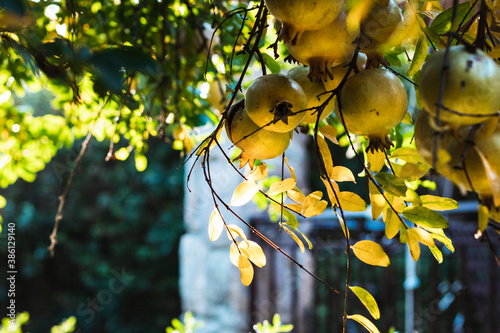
left=224, top=99, right=292, bottom=160
left=245, top=74, right=307, bottom=133
left=359, top=0, right=404, bottom=67
left=335, top=68, right=408, bottom=152
left=285, top=11, right=359, bottom=81
left=265, top=0, right=343, bottom=45
left=286, top=66, right=334, bottom=124
left=414, top=110, right=500, bottom=200
left=418, top=45, right=500, bottom=127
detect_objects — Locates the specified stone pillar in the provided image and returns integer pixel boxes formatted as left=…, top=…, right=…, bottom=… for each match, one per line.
left=179, top=127, right=310, bottom=332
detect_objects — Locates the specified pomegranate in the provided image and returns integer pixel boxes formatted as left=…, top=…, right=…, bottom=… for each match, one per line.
left=285, top=11, right=360, bottom=81
left=335, top=68, right=408, bottom=152
left=245, top=74, right=307, bottom=133
left=224, top=99, right=292, bottom=160
left=265, top=0, right=343, bottom=45
left=418, top=45, right=500, bottom=127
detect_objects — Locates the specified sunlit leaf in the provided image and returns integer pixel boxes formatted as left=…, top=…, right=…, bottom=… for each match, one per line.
left=248, top=163, right=268, bottom=181
left=229, top=243, right=240, bottom=267
left=401, top=111, right=413, bottom=125
left=423, top=27, right=446, bottom=48
left=209, top=208, right=224, bottom=241
left=407, top=34, right=427, bottom=76
left=346, top=0, right=377, bottom=32
left=383, top=206, right=402, bottom=239
left=406, top=231, right=421, bottom=261
left=399, top=162, right=430, bottom=181
left=419, top=195, right=458, bottom=211
left=135, top=153, right=147, bottom=172
left=347, top=314, right=380, bottom=333
left=476, top=148, right=500, bottom=206
left=240, top=240, right=266, bottom=268
left=421, top=226, right=455, bottom=252
left=321, top=177, right=340, bottom=207
left=336, top=211, right=350, bottom=239
left=283, top=209, right=299, bottom=228
left=319, top=125, right=339, bottom=145
left=284, top=157, right=296, bottom=181
left=350, top=286, right=380, bottom=320
left=302, top=195, right=328, bottom=218
left=317, top=135, right=334, bottom=177
left=284, top=226, right=305, bottom=253
left=268, top=178, right=296, bottom=196
left=338, top=191, right=367, bottom=212
left=367, top=149, right=385, bottom=173
left=114, top=147, right=130, bottom=160
left=196, top=126, right=223, bottom=156
left=238, top=254, right=254, bottom=286
left=402, top=206, right=449, bottom=229
left=296, top=229, right=313, bottom=250
left=287, top=187, right=305, bottom=205
left=419, top=1, right=443, bottom=20
left=374, top=172, right=407, bottom=197
left=369, top=182, right=384, bottom=220
left=478, top=203, right=489, bottom=234
left=402, top=188, right=422, bottom=204
left=226, top=224, right=248, bottom=242
left=410, top=227, right=435, bottom=247
left=230, top=180, right=261, bottom=206
left=352, top=240, right=390, bottom=267
left=390, top=147, right=425, bottom=164
left=262, top=53, right=281, bottom=74
left=331, top=166, right=356, bottom=183
left=429, top=245, right=444, bottom=263
left=286, top=203, right=303, bottom=214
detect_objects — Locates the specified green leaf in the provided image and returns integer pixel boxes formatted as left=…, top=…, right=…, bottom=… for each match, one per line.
left=352, top=240, right=390, bottom=267
left=407, top=34, right=428, bottom=76
left=402, top=206, right=449, bottom=229
left=429, top=245, right=443, bottom=263
left=374, top=172, right=407, bottom=197
left=430, top=2, right=474, bottom=34
left=423, top=27, right=446, bottom=48
left=262, top=53, right=281, bottom=74
left=347, top=314, right=380, bottom=333
left=350, top=286, right=380, bottom=320
left=420, top=195, right=458, bottom=211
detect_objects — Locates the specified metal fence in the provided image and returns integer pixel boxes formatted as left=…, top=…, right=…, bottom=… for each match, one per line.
left=249, top=201, right=500, bottom=333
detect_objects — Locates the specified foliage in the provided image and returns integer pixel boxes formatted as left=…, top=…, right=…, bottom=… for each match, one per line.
left=252, top=314, right=293, bottom=333
left=0, top=312, right=75, bottom=333
left=1, top=0, right=500, bottom=332
left=165, top=312, right=204, bottom=333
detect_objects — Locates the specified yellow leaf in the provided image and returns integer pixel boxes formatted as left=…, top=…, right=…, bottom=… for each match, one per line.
left=321, top=177, right=340, bottom=207
left=317, top=136, right=334, bottom=177
left=286, top=203, right=303, bottom=213
left=208, top=208, right=224, bottom=241
left=230, top=180, right=261, bottom=206
left=401, top=111, right=413, bottom=125
left=421, top=226, right=455, bottom=252
left=367, top=149, right=385, bottom=173
left=476, top=148, right=500, bottom=206
left=369, top=182, right=384, bottom=220
left=347, top=0, right=376, bottom=32
left=349, top=286, right=380, bottom=320
left=419, top=1, right=443, bottom=20
left=331, top=166, right=356, bottom=182
left=287, top=187, right=305, bottom=205
left=478, top=203, right=489, bottom=234
left=347, top=314, right=380, bottom=333
left=114, top=147, right=130, bottom=161
left=0, top=195, right=6, bottom=209
left=248, top=163, right=268, bottom=181
left=268, top=178, right=296, bottom=196
left=229, top=243, right=240, bottom=267
left=420, top=195, right=459, bottom=211
left=338, top=191, right=367, bottom=212
left=351, top=240, right=390, bottom=267
left=429, top=245, right=443, bottom=263
left=284, top=226, right=305, bottom=253
left=399, top=162, right=430, bottom=181
left=383, top=206, right=401, bottom=239
left=196, top=126, right=222, bottom=156
left=319, top=125, right=339, bottom=145
left=335, top=211, right=350, bottom=239
left=406, top=231, right=421, bottom=261
left=226, top=224, right=247, bottom=242
left=284, top=157, right=296, bottom=180
left=302, top=199, right=328, bottom=218
left=410, top=227, right=435, bottom=247
left=238, top=254, right=254, bottom=286
left=240, top=240, right=266, bottom=268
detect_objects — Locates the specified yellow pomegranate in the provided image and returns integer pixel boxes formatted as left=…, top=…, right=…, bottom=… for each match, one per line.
left=418, top=45, right=500, bottom=127
left=265, top=0, right=343, bottom=45
left=224, top=99, right=292, bottom=160
left=359, top=0, right=404, bottom=67
left=285, top=11, right=360, bottom=81
left=286, top=66, right=334, bottom=124
left=335, top=68, right=408, bottom=152
left=245, top=74, right=307, bottom=133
